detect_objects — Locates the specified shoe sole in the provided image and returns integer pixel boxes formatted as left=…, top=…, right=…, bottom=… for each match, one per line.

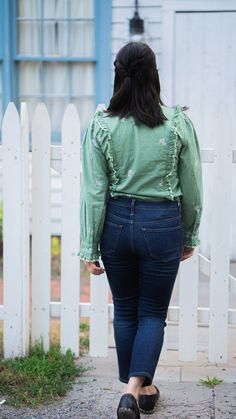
left=117, top=407, right=137, bottom=419
left=139, top=407, right=155, bottom=414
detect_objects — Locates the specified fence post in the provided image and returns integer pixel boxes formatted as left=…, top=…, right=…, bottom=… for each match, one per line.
left=90, top=270, right=109, bottom=356
left=60, top=104, right=81, bottom=356
left=2, top=103, right=27, bottom=357
left=179, top=252, right=198, bottom=361
left=31, top=103, right=51, bottom=351
left=208, top=134, right=233, bottom=362
left=159, top=325, right=168, bottom=360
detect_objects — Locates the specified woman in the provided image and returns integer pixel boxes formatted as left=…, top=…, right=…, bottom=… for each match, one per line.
left=79, top=42, right=203, bottom=419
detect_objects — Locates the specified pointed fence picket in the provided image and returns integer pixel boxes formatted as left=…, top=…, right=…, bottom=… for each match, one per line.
left=2, top=104, right=26, bottom=357
left=31, top=103, right=51, bottom=351
left=60, top=105, right=81, bottom=356
left=0, top=101, right=235, bottom=363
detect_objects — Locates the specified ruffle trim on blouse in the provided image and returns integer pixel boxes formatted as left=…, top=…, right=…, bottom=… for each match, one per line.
left=184, top=229, right=201, bottom=248
left=165, top=105, right=184, bottom=201
left=184, top=236, right=200, bottom=248
left=93, top=110, right=120, bottom=190
left=77, top=248, right=100, bottom=262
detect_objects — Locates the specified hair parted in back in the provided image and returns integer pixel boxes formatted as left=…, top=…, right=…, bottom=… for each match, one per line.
left=106, top=42, right=167, bottom=128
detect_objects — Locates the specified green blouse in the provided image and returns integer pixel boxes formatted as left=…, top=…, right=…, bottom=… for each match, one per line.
left=78, top=104, right=203, bottom=262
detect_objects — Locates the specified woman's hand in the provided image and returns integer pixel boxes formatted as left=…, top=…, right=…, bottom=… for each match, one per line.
left=180, top=246, right=195, bottom=261
left=84, top=260, right=105, bottom=275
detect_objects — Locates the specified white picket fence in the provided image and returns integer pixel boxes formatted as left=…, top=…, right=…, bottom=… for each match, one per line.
left=0, top=102, right=235, bottom=362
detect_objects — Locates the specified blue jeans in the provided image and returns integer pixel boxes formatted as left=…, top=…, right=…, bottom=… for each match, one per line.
left=100, top=196, right=184, bottom=387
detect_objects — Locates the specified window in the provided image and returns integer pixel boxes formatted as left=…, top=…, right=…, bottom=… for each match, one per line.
left=0, top=0, right=111, bottom=140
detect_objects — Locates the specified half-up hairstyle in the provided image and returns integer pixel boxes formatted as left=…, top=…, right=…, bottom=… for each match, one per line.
left=106, top=42, right=167, bottom=128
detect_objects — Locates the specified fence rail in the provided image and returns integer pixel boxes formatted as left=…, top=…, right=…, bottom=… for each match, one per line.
left=0, top=102, right=235, bottom=362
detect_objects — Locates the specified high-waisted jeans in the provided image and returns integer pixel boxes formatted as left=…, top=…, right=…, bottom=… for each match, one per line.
left=100, top=196, right=184, bottom=387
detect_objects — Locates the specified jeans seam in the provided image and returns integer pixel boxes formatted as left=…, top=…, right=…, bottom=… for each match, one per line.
left=106, top=212, right=180, bottom=224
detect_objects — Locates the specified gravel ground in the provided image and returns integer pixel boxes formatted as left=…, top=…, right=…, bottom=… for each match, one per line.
left=1, top=378, right=236, bottom=419
left=1, top=355, right=236, bottom=418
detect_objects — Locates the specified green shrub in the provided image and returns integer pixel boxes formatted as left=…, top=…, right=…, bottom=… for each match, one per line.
left=51, top=236, right=61, bottom=256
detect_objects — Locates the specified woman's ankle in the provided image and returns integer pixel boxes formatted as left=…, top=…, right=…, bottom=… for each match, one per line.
left=123, top=389, right=139, bottom=400
left=139, top=384, right=157, bottom=395
left=123, top=376, right=145, bottom=399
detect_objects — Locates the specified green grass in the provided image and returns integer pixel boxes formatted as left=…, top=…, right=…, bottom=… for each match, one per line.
left=0, top=322, right=3, bottom=358
left=49, top=320, right=90, bottom=356
left=0, top=341, right=88, bottom=407
left=199, top=375, right=223, bottom=388
left=79, top=322, right=89, bottom=354
left=0, top=321, right=90, bottom=358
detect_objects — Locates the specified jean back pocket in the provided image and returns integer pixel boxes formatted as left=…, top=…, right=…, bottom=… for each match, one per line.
left=141, top=222, right=184, bottom=262
left=100, top=219, right=124, bottom=255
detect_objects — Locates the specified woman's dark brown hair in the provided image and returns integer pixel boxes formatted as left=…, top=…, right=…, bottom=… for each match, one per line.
left=106, top=42, right=167, bottom=128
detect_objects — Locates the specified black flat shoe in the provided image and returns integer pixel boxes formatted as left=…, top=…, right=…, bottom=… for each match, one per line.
left=138, top=385, right=160, bottom=414
left=117, top=393, right=140, bottom=419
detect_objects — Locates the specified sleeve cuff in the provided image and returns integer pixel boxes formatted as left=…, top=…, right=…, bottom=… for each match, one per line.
left=184, top=236, right=200, bottom=248
left=77, top=249, right=100, bottom=262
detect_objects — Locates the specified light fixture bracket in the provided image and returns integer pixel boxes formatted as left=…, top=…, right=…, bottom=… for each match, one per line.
left=129, top=0, right=144, bottom=36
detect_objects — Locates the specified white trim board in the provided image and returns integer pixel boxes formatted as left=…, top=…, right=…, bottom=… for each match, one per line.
left=164, top=0, right=236, bottom=12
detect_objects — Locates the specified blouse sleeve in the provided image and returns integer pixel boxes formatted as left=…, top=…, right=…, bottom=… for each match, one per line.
left=78, top=115, right=109, bottom=262
left=177, top=112, right=203, bottom=248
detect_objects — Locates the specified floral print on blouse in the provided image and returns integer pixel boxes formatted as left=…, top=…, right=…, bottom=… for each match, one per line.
left=78, top=104, right=203, bottom=262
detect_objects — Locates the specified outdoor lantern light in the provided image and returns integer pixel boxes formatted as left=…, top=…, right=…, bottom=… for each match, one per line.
left=129, top=0, right=145, bottom=41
